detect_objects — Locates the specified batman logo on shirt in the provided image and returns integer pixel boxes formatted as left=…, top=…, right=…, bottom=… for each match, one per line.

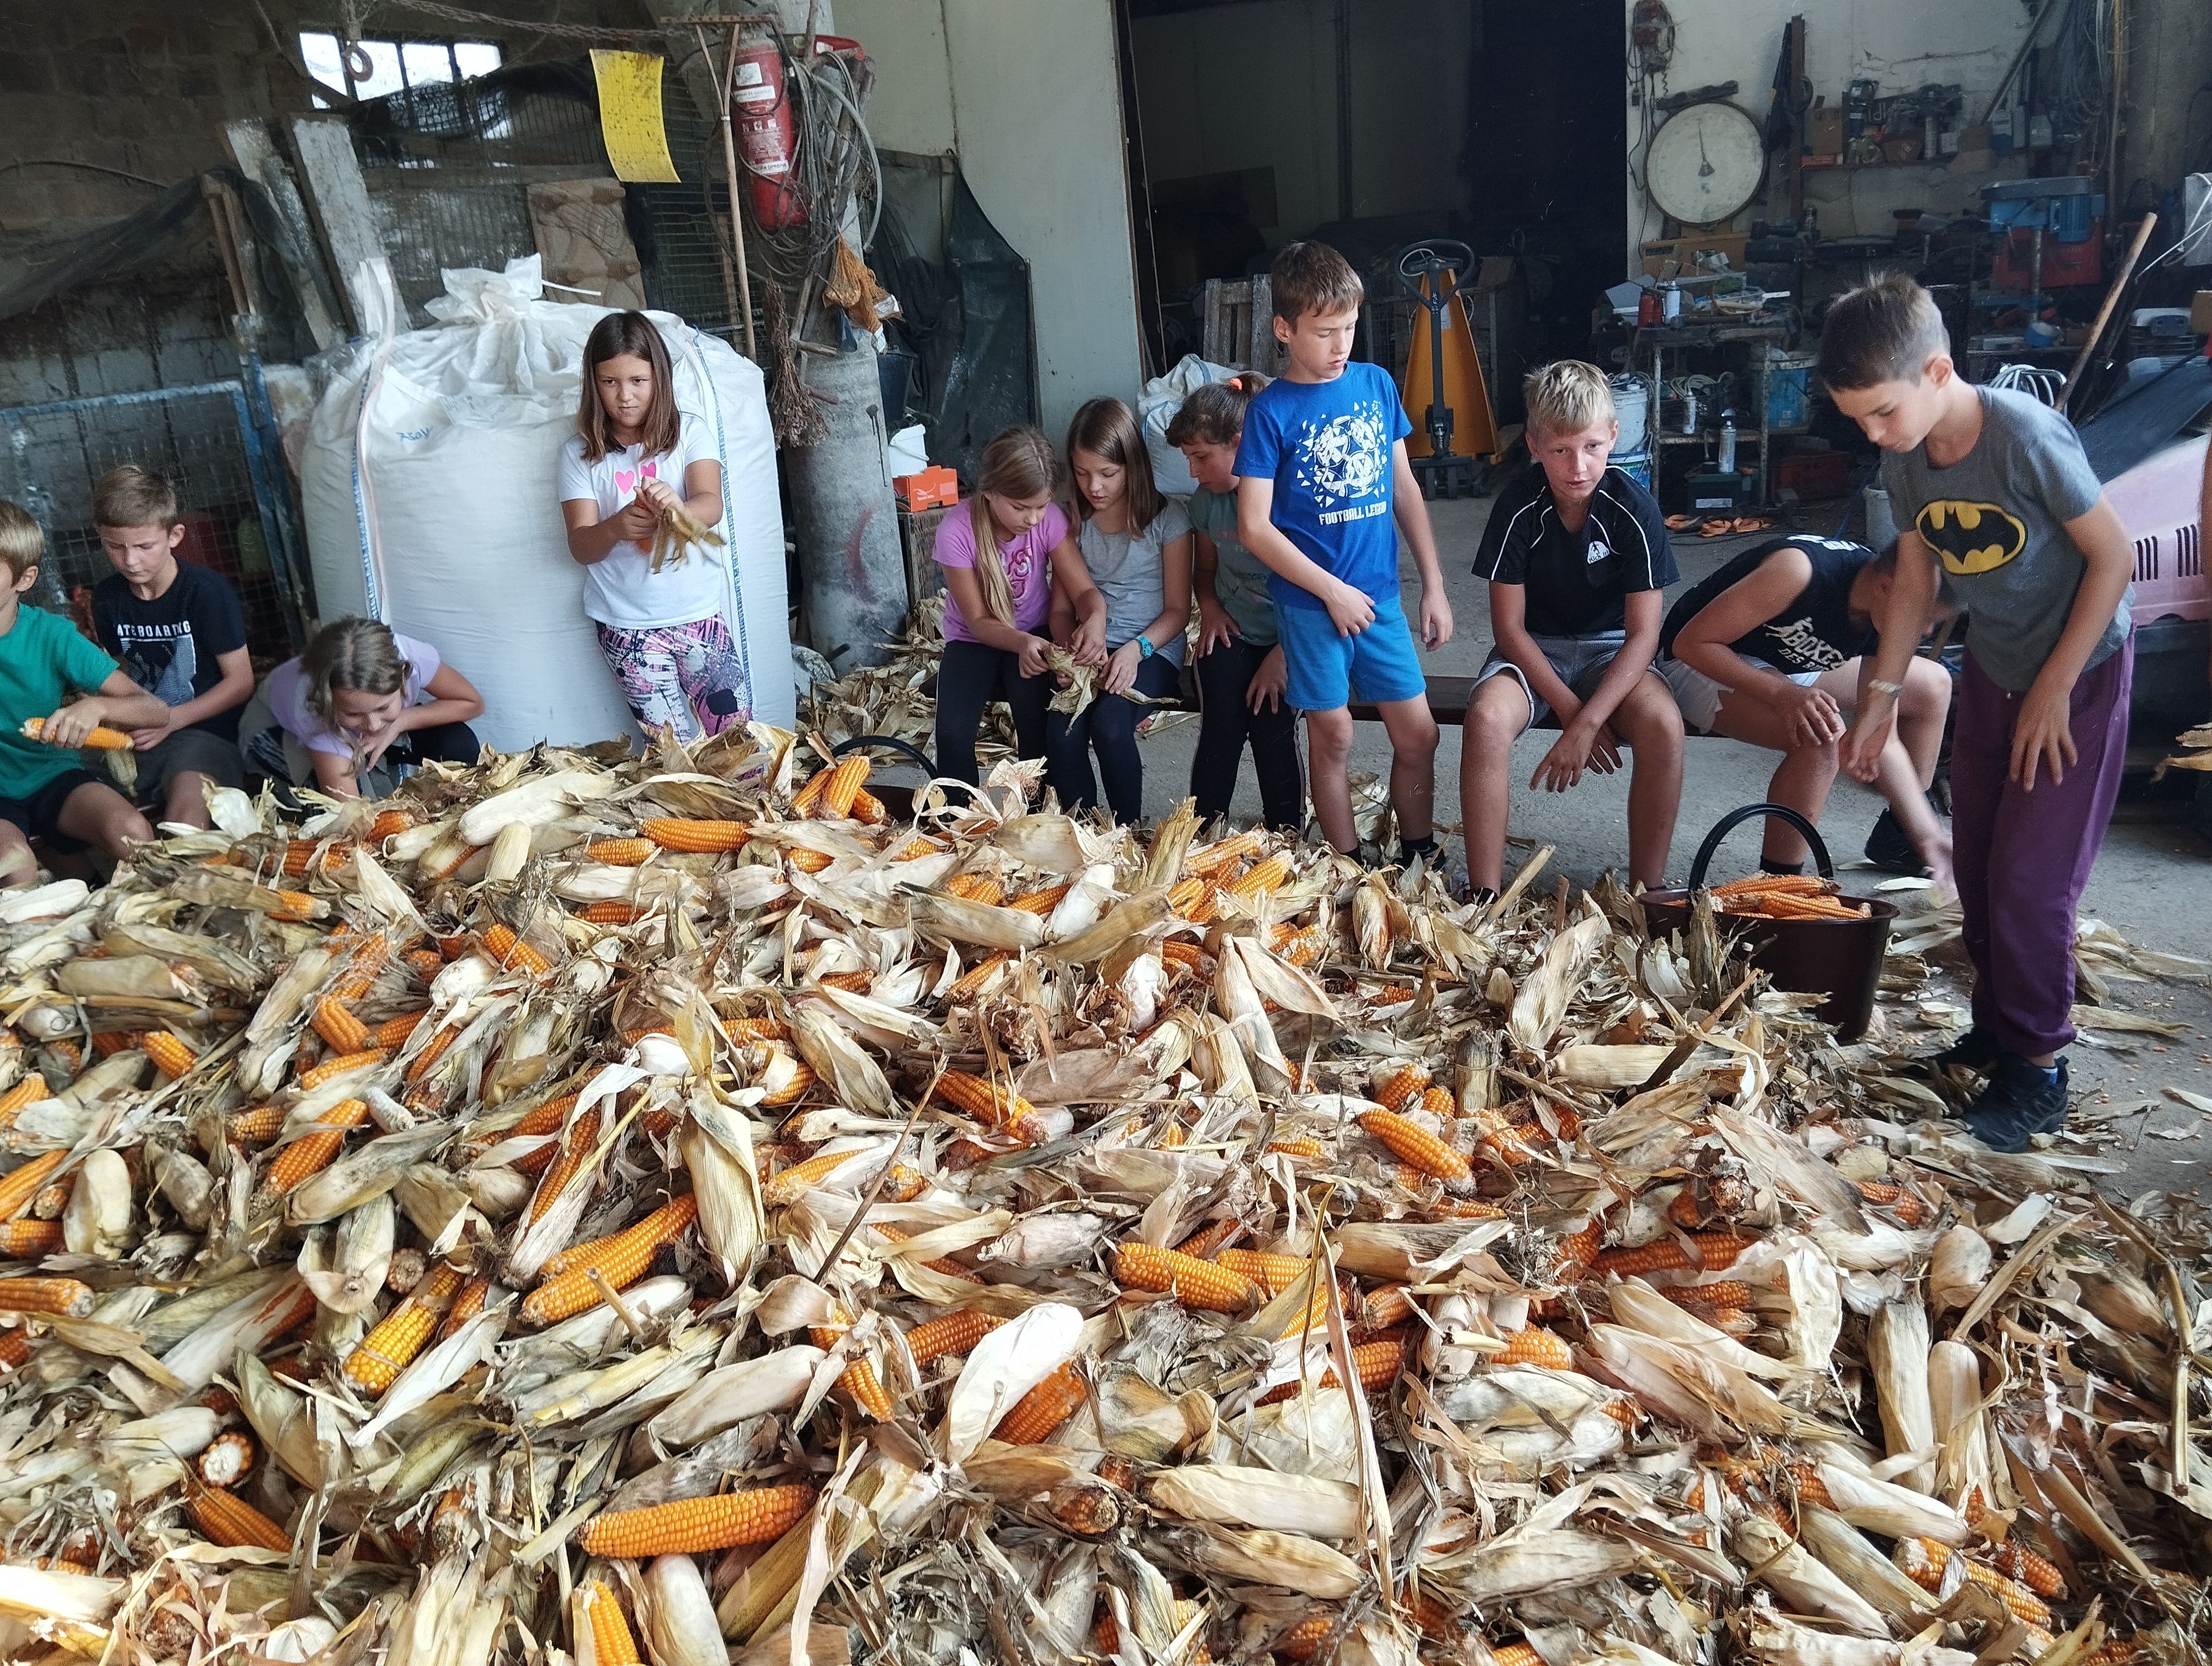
left=1916, top=500, right=2028, bottom=576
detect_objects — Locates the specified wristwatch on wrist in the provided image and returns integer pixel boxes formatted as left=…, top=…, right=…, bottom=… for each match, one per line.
left=1135, top=634, right=1155, bottom=659
left=1867, top=678, right=1904, bottom=701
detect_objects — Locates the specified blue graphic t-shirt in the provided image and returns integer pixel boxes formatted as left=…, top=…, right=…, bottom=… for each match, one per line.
left=1233, top=361, right=1411, bottom=611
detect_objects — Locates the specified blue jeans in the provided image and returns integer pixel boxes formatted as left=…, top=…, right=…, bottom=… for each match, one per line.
left=1046, top=652, right=1181, bottom=821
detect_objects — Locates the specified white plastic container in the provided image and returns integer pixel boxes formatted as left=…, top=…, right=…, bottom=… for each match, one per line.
left=300, top=257, right=793, bottom=751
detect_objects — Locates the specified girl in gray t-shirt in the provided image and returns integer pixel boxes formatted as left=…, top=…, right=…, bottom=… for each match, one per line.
left=1046, top=398, right=1192, bottom=821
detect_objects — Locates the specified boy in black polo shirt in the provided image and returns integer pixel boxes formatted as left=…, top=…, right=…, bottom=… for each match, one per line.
left=1460, top=362, right=1682, bottom=896
left=89, top=466, right=253, bottom=830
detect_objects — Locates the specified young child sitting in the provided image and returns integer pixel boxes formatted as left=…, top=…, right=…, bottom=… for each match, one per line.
left=1461, top=362, right=1682, bottom=897
left=1046, top=397, right=1191, bottom=822
left=1236, top=241, right=1453, bottom=862
left=0, top=501, right=169, bottom=884
left=1822, top=273, right=2137, bottom=1151
left=1658, top=535, right=1953, bottom=886
left=1170, top=374, right=1304, bottom=832
left=246, top=617, right=484, bottom=800
left=88, top=465, right=254, bottom=830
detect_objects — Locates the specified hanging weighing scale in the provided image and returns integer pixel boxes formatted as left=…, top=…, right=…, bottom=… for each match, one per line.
left=1644, top=100, right=1765, bottom=230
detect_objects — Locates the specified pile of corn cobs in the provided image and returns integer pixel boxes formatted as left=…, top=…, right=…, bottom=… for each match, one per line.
left=0, top=717, right=2205, bottom=1666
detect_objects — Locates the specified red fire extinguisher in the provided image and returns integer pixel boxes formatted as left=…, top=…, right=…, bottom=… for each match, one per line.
left=734, top=39, right=804, bottom=229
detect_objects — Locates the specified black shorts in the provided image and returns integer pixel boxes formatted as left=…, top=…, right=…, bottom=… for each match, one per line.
left=0, top=768, right=101, bottom=852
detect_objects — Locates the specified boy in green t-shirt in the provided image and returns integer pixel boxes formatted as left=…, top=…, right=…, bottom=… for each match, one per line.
left=0, top=501, right=167, bottom=885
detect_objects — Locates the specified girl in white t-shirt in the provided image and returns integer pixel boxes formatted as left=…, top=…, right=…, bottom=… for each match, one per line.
left=559, top=311, right=750, bottom=739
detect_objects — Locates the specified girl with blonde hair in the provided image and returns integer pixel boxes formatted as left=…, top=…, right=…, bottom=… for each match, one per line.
left=247, top=617, right=484, bottom=799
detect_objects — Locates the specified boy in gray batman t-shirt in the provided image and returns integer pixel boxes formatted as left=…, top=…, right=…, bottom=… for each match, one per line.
left=1821, top=275, right=2138, bottom=1156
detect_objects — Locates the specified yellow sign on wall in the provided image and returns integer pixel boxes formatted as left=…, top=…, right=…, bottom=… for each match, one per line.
left=590, top=50, right=681, bottom=184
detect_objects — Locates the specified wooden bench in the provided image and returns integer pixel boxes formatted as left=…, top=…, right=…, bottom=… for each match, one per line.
left=1158, top=674, right=1480, bottom=727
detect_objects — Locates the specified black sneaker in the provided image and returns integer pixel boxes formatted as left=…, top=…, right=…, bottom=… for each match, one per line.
left=1927, top=1026, right=2002, bottom=1074
left=1960, top=1053, right=2069, bottom=1152
left=1863, top=807, right=1927, bottom=875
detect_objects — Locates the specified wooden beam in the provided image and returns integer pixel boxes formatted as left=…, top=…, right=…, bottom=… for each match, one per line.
left=287, top=116, right=389, bottom=334
left=223, top=120, right=342, bottom=350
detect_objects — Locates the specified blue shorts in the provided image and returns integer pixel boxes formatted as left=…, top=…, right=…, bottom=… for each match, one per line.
left=1276, top=593, right=1426, bottom=712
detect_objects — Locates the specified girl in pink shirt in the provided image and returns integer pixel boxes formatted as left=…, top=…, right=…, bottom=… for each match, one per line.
left=931, top=426, right=1103, bottom=786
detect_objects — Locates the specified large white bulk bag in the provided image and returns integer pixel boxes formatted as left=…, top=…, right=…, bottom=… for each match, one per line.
left=300, top=256, right=793, bottom=753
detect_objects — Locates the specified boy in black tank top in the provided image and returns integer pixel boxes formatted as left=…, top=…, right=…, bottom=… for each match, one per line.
left=1658, top=536, right=1955, bottom=884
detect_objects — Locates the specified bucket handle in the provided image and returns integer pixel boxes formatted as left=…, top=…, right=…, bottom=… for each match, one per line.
left=1686, top=802, right=1834, bottom=890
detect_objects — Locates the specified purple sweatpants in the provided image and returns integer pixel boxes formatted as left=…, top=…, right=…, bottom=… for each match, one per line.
left=1950, top=635, right=2132, bottom=1058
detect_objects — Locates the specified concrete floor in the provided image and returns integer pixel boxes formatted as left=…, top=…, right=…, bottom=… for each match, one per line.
left=1131, top=491, right=2212, bottom=1200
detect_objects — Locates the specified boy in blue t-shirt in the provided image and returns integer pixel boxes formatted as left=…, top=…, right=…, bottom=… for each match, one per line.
left=0, top=501, right=168, bottom=886
left=1234, top=241, right=1454, bottom=863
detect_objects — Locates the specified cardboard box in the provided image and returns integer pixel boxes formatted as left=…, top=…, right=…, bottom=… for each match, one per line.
left=1641, top=230, right=1751, bottom=280
left=2193, top=291, right=2212, bottom=334
left=893, top=466, right=957, bottom=511
left=1806, top=101, right=1844, bottom=157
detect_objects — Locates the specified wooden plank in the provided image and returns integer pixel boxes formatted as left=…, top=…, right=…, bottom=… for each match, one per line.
left=222, top=120, right=342, bottom=350
left=287, top=116, right=389, bottom=334
left=1248, top=274, right=1274, bottom=372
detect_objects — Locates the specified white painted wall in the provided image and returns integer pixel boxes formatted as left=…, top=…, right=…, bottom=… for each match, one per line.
left=1624, top=0, right=2036, bottom=259
left=1130, top=0, right=1473, bottom=241
left=840, top=0, right=1146, bottom=439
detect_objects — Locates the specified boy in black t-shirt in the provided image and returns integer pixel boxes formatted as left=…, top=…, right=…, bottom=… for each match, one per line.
left=1461, top=362, right=1683, bottom=898
left=89, top=466, right=253, bottom=829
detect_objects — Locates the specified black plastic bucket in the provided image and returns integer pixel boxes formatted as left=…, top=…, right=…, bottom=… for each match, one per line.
left=1639, top=803, right=1897, bottom=1040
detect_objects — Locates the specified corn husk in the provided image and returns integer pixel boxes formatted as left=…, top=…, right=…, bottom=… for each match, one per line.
left=1864, top=1298, right=1937, bottom=1494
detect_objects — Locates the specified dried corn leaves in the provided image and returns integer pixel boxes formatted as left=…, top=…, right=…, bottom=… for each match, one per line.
left=0, top=719, right=2204, bottom=1666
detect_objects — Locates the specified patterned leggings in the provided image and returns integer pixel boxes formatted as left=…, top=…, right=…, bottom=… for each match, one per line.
left=594, top=615, right=751, bottom=741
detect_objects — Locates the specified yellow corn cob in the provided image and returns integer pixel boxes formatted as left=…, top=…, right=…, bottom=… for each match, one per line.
left=1264, top=1136, right=1324, bottom=1160
left=310, top=997, right=370, bottom=1056
left=1989, top=1540, right=2068, bottom=1599
left=943, top=874, right=1006, bottom=906
left=1372, top=1063, right=1431, bottom=1113
left=1, top=1219, right=62, bottom=1257
left=1493, top=1327, right=1573, bottom=1369
left=280, top=839, right=352, bottom=879
left=757, top=1059, right=816, bottom=1107
left=789, top=766, right=831, bottom=813
left=817, top=754, right=871, bottom=818
left=850, top=787, right=886, bottom=824
left=373, top=1010, right=429, bottom=1053
left=935, top=1069, right=1046, bottom=1143
left=1159, top=939, right=1205, bottom=973
left=1856, top=1179, right=1928, bottom=1226
left=903, top=1309, right=1006, bottom=1367
left=1472, top=1108, right=1537, bottom=1167
left=1175, top=1219, right=1242, bottom=1259
left=0, top=1278, right=93, bottom=1317
left=187, top=1485, right=291, bottom=1552
left=367, top=808, right=415, bottom=840
left=576, top=1483, right=816, bottom=1556
left=945, top=952, right=1011, bottom=1003
left=0, top=1076, right=43, bottom=1131
left=1667, top=1280, right=1755, bottom=1311
left=578, top=901, right=646, bottom=925
left=582, top=1582, right=641, bottom=1666
left=298, top=1048, right=386, bottom=1091
left=1357, top=1109, right=1470, bottom=1183
left=891, top=834, right=939, bottom=861
left=808, top=1299, right=893, bottom=1421
left=2081, top=1641, right=2145, bottom=1666
left=197, top=1430, right=256, bottom=1488
left=330, top=933, right=391, bottom=1000
left=1224, top=853, right=1290, bottom=903
left=267, top=887, right=320, bottom=922
left=1256, top=1336, right=1407, bottom=1405
left=20, top=716, right=131, bottom=748
left=437, top=1273, right=493, bottom=1342
left=509, top=1091, right=584, bottom=1142
left=1113, top=1241, right=1259, bottom=1313
left=30, top=1179, right=69, bottom=1220
left=228, top=1104, right=285, bottom=1145
left=640, top=817, right=750, bottom=853
left=481, top=923, right=553, bottom=978
left=880, top=1164, right=929, bottom=1203
left=0, top=1325, right=29, bottom=1373
left=89, top=1029, right=139, bottom=1059
left=1275, top=1615, right=1334, bottom=1661
left=405, top=1026, right=459, bottom=1088
left=1360, top=1284, right=1416, bottom=1331
left=1007, top=882, right=1071, bottom=914
left=1598, top=1396, right=1642, bottom=1430
left=1407, top=1590, right=1455, bottom=1642
left=136, top=1030, right=196, bottom=1082
left=1591, top=1233, right=1753, bottom=1279
left=816, top=970, right=871, bottom=993
left=787, top=847, right=833, bottom=874
left=0, top=1149, right=68, bottom=1221
left=1491, top=1643, right=1543, bottom=1666
left=1167, top=876, right=1207, bottom=917
left=873, top=1221, right=978, bottom=1280
left=1780, top=1463, right=1835, bottom=1510
left=345, top=1264, right=466, bottom=1393
left=763, top=1146, right=862, bottom=1206
left=1897, top=1538, right=2052, bottom=1629
left=1216, top=1248, right=1313, bottom=1297
left=1186, top=829, right=1263, bottom=879
left=263, top=1099, right=370, bottom=1195
left=523, top=1194, right=698, bottom=1325
left=718, top=1016, right=788, bottom=1045
left=584, top=837, right=653, bottom=866
left=1417, top=1084, right=1457, bottom=1120
left=993, top=1361, right=1086, bottom=1444
left=525, top=1108, right=603, bottom=1223
left=403, top=946, right=444, bottom=981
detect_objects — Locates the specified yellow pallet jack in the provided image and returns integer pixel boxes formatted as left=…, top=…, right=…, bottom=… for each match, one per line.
left=1396, top=241, right=1499, bottom=499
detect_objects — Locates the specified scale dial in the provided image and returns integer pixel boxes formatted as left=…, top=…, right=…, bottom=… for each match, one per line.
left=1646, top=101, right=1765, bottom=228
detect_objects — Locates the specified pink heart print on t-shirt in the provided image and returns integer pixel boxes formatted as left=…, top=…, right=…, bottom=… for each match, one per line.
left=614, top=469, right=636, bottom=496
